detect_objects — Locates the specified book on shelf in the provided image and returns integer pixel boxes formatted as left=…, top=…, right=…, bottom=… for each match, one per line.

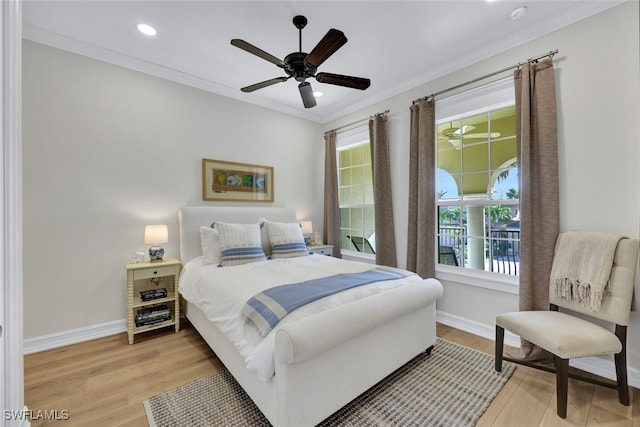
left=135, top=314, right=171, bottom=327
left=140, top=287, right=168, bottom=301
left=135, top=304, right=171, bottom=326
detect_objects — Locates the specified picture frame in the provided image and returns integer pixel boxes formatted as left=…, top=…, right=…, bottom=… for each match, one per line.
left=202, top=158, right=274, bottom=202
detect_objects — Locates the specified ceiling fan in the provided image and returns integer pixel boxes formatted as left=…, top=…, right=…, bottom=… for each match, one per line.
left=439, top=125, right=501, bottom=149
left=231, top=15, right=371, bottom=109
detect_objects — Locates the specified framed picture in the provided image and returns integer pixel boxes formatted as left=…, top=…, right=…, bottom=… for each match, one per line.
left=202, top=158, right=274, bottom=202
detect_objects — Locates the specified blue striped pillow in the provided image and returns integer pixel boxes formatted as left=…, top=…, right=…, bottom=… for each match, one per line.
left=213, top=222, right=266, bottom=266
left=265, top=221, right=309, bottom=259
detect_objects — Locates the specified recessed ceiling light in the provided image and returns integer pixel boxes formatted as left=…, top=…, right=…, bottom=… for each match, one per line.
left=510, top=5, right=528, bottom=20
left=137, top=23, right=157, bottom=36
left=313, top=91, right=323, bottom=97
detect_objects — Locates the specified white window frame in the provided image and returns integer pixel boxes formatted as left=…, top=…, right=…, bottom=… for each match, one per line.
left=435, top=78, right=519, bottom=294
left=336, top=126, right=375, bottom=261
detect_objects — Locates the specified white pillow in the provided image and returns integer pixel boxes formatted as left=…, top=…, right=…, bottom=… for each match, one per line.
left=265, top=221, right=309, bottom=259
left=200, top=226, right=221, bottom=265
left=213, top=222, right=266, bottom=266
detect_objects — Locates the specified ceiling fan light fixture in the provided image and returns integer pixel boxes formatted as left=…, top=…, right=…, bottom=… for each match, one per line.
left=137, top=23, right=157, bottom=37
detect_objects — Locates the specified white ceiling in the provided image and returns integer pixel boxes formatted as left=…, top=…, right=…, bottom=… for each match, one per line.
left=22, top=0, right=623, bottom=123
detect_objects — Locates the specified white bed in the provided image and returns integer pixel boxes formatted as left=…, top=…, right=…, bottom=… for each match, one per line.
left=178, top=206, right=443, bottom=427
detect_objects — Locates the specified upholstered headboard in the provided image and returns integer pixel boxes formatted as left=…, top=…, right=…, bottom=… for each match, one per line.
left=178, top=206, right=297, bottom=263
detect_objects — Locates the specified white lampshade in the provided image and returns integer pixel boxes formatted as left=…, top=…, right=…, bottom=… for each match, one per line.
left=144, top=225, right=168, bottom=262
left=144, top=225, right=168, bottom=244
left=300, top=221, right=313, bottom=235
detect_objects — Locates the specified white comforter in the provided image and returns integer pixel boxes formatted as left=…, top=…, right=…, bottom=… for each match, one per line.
left=179, top=253, right=425, bottom=381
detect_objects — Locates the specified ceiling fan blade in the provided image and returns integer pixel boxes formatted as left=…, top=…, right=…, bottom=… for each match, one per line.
left=463, top=132, right=502, bottom=139
left=315, top=72, right=371, bottom=90
left=231, top=39, right=285, bottom=68
left=453, top=125, right=476, bottom=136
left=241, top=77, right=289, bottom=93
left=298, top=82, right=317, bottom=108
left=305, top=29, right=347, bottom=68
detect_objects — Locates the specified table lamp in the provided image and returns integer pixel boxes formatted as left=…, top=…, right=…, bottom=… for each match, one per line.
left=144, top=224, right=168, bottom=262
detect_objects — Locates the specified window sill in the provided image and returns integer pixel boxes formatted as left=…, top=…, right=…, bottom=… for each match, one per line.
left=435, top=264, right=519, bottom=295
left=340, top=250, right=376, bottom=264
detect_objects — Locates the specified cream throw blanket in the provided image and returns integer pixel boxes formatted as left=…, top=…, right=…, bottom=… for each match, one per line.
left=550, top=231, right=623, bottom=312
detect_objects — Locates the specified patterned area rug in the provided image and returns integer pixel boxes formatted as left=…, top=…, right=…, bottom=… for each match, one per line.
left=144, top=338, right=515, bottom=427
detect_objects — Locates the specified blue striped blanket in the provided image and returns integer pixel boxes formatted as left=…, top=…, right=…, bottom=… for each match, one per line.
left=241, top=266, right=412, bottom=336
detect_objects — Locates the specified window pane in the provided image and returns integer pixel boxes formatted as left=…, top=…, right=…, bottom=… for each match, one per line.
left=351, top=185, right=364, bottom=204
left=435, top=101, right=519, bottom=276
left=364, top=145, right=371, bottom=163
left=487, top=204, right=516, bottom=227
left=339, top=149, right=350, bottom=166
left=437, top=145, right=460, bottom=169
left=462, top=143, right=489, bottom=174
left=364, top=184, right=374, bottom=204
left=339, top=187, right=351, bottom=205
left=491, top=168, right=519, bottom=201
left=364, top=207, right=375, bottom=230
left=339, top=167, right=351, bottom=185
left=352, top=145, right=364, bottom=164
left=352, top=208, right=363, bottom=230
left=438, top=169, right=460, bottom=200
left=490, top=106, right=516, bottom=140
left=340, top=208, right=350, bottom=229
left=352, top=165, right=364, bottom=185
left=462, top=171, right=490, bottom=197
left=490, top=137, right=517, bottom=169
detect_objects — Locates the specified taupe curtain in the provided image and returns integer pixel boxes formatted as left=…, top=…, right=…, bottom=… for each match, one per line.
left=406, top=99, right=436, bottom=278
left=369, top=114, right=397, bottom=267
left=515, top=58, right=559, bottom=360
left=323, top=130, right=342, bottom=258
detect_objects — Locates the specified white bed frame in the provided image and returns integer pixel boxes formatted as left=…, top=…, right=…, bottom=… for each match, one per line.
left=178, top=206, right=443, bottom=427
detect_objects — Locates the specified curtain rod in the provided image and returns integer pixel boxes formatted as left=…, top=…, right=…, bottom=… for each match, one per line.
left=413, top=49, right=558, bottom=104
left=328, top=109, right=390, bottom=134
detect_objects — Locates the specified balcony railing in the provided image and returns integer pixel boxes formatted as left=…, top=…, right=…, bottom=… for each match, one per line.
left=438, top=225, right=520, bottom=276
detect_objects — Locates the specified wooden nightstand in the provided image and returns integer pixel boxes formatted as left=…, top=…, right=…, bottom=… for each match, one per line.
left=308, top=244, right=334, bottom=256
left=124, top=258, right=181, bottom=344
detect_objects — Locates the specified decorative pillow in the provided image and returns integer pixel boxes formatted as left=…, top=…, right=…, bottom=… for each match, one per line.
left=213, top=222, right=266, bottom=266
left=265, top=221, right=309, bottom=259
left=200, top=226, right=221, bottom=265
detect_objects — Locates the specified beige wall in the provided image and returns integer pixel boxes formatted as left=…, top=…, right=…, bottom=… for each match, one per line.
left=323, top=2, right=640, bottom=368
left=22, top=40, right=324, bottom=338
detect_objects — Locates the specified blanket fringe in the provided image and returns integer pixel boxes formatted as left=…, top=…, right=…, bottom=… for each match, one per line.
left=552, top=278, right=604, bottom=312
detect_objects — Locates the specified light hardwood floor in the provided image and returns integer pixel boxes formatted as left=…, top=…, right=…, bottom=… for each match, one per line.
left=24, top=322, right=639, bottom=426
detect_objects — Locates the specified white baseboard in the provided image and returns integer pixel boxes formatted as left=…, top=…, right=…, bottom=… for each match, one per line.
left=436, top=310, right=640, bottom=388
left=436, top=310, right=521, bottom=347
left=23, top=319, right=126, bottom=355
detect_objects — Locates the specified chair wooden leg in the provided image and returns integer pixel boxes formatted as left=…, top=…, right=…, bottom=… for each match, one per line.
left=615, top=325, right=630, bottom=405
left=495, top=325, right=504, bottom=372
left=554, top=356, right=569, bottom=418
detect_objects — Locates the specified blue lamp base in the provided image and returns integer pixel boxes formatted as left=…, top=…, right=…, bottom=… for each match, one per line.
left=149, top=246, right=164, bottom=262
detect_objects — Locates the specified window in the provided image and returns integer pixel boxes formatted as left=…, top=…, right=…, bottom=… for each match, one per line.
left=337, top=126, right=375, bottom=255
left=436, top=79, right=519, bottom=278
